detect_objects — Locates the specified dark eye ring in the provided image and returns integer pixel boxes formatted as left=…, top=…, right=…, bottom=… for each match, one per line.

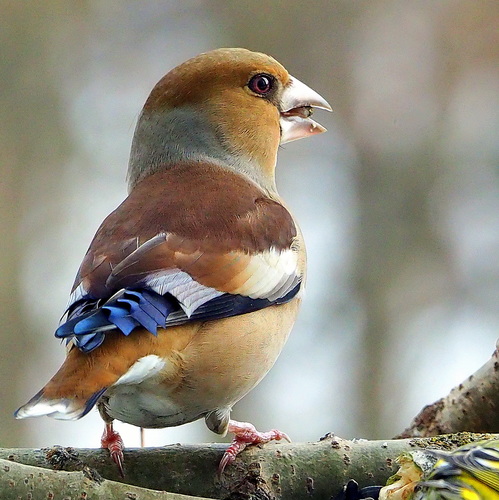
left=248, top=74, right=274, bottom=95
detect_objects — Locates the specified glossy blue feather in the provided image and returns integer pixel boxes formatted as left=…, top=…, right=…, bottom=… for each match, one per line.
left=56, top=284, right=301, bottom=354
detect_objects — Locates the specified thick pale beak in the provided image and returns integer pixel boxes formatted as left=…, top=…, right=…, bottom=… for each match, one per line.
left=279, top=76, right=332, bottom=144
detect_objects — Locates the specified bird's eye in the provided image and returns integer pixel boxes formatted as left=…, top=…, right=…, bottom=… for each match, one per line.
left=248, top=74, right=274, bottom=95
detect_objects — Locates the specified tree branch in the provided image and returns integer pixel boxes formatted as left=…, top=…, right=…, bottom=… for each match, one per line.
left=397, top=340, right=499, bottom=438
left=1, top=434, right=497, bottom=499
left=0, top=458, right=211, bottom=500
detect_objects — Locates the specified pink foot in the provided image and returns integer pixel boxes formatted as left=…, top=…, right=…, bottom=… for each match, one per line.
left=219, top=420, right=290, bottom=474
left=101, top=422, right=125, bottom=477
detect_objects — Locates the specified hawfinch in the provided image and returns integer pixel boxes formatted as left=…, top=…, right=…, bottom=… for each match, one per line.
left=15, top=48, right=331, bottom=475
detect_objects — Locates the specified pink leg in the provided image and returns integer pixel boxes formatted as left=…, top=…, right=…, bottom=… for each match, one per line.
left=101, top=422, right=125, bottom=477
left=219, top=420, right=290, bottom=474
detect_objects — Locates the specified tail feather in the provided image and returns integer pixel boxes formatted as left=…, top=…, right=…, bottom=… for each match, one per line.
left=15, top=387, right=106, bottom=421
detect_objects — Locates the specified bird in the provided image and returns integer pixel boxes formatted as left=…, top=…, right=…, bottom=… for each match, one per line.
left=337, top=439, right=499, bottom=500
left=414, top=439, right=499, bottom=500
left=15, top=47, right=331, bottom=476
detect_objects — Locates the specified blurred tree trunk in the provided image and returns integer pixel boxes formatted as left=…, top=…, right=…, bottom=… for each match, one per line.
left=0, top=1, right=77, bottom=446
left=354, top=147, right=444, bottom=438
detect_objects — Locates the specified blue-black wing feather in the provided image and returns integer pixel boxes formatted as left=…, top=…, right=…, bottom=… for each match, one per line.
left=56, top=284, right=301, bottom=353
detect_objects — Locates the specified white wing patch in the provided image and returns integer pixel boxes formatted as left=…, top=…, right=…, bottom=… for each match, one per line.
left=146, top=270, right=224, bottom=317
left=114, top=355, right=166, bottom=386
left=65, top=236, right=300, bottom=323
left=145, top=247, right=299, bottom=309
left=231, top=248, right=299, bottom=299
left=144, top=247, right=299, bottom=314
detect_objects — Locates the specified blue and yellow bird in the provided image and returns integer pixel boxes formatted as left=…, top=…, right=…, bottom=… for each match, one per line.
left=335, top=439, right=499, bottom=499
left=414, top=439, right=499, bottom=500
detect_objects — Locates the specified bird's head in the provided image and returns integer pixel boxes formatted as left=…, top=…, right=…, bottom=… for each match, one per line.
left=128, top=48, right=331, bottom=192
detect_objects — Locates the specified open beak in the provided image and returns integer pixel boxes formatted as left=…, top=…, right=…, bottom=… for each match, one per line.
left=279, top=76, right=332, bottom=144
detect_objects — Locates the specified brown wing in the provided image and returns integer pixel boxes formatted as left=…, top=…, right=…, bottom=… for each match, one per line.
left=70, top=162, right=302, bottom=314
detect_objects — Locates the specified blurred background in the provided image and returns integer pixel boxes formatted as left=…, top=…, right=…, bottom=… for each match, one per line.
left=1, top=1, right=498, bottom=450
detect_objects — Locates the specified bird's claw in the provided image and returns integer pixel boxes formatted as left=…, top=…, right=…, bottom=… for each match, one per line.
left=109, top=446, right=125, bottom=478
left=218, top=439, right=246, bottom=476
left=101, top=423, right=125, bottom=477
left=218, top=420, right=290, bottom=475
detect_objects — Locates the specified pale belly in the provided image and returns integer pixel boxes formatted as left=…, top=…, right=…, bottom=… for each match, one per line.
left=104, top=381, right=206, bottom=429
left=102, top=300, right=300, bottom=431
